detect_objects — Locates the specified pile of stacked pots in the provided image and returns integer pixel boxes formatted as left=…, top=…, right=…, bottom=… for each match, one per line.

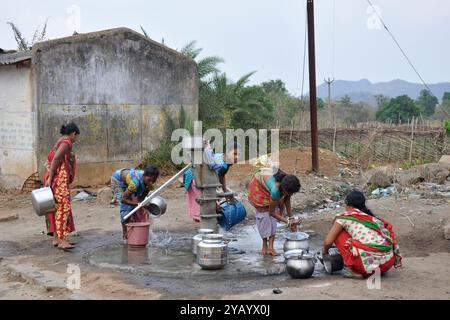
left=283, top=231, right=316, bottom=279
left=192, top=230, right=228, bottom=270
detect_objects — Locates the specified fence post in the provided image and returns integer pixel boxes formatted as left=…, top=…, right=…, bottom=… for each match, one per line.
left=409, top=116, right=415, bottom=162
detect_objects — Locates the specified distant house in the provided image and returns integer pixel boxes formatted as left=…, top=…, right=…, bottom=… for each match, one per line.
left=0, top=27, right=198, bottom=189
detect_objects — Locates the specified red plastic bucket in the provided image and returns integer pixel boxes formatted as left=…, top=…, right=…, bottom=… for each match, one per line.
left=126, top=222, right=151, bottom=247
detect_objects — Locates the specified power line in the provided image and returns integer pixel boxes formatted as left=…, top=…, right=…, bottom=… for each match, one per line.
left=365, top=0, right=433, bottom=94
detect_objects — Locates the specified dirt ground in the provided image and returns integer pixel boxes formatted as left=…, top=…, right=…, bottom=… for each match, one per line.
left=0, top=148, right=449, bottom=300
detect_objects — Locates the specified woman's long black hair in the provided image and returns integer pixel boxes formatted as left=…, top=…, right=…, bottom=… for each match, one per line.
left=60, top=122, right=80, bottom=135
left=345, top=189, right=374, bottom=216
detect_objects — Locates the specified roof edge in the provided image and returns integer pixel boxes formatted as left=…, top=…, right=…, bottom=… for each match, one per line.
left=32, top=27, right=195, bottom=64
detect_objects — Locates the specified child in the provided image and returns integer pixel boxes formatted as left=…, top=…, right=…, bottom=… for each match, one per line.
left=248, top=168, right=301, bottom=256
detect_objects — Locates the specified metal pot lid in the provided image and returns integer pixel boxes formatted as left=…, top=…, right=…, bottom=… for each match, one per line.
left=284, top=249, right=310, bottom=259
left=197, top=228, right=214, bottom=234
left=283, top=231, right=310, bottom=241
left=202, top=234, right=224, bottom=241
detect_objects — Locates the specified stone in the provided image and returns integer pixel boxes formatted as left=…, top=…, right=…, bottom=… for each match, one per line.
left=363, top=166, right=394, bottom=188
left=436, top=170, right=450, bottom=185
left=420, top=163, right=450, bottom=184
left=438, top=155, right=450, bottom=166
left=444, top=224, right=450, bottom=240
left=396, top=169, right=424, bottom=186
left=97, top=186, right=113, bottom=205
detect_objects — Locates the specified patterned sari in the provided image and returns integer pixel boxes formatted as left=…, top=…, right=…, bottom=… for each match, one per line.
left=247, top=168, right=280, bottom=208
left=334, top=208, right=402, bottom=276
left=43, top=138, right=76, bottom=239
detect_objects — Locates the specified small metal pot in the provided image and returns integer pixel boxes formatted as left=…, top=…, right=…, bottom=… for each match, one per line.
left=31, top=187, right=55, bottom=216
left=323, top=252, right=344, bottom=274
left=283, top=231, right=310, bottom=252
left=146, top=196, right=167, bottom=218
left=192, top=228, right=215, bottom=255
left=284, top=249, right=316, bottom=279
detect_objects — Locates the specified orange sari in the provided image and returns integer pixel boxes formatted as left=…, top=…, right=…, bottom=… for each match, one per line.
left=43, top=138, right=76, bottom=239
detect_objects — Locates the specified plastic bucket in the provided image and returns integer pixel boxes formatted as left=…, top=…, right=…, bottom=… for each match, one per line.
left=126, top=222, right=151, bottom=247
left=218, top=201, right=247, bottom=231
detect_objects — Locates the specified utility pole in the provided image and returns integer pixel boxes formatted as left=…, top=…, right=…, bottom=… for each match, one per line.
left=307, top=0, right=319, bottom=172
left=324, top=77, right=334, bottom=127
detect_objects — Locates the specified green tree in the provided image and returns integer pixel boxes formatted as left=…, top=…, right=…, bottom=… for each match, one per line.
left=179, top=41, right=224, bottom=81
left=374, top=94, right=390, bottom=109
left=376, top=95, right=420, bottom=123
left=416, top=89, right=438, bottom=117
left=317, top=97, right=325, bottom=110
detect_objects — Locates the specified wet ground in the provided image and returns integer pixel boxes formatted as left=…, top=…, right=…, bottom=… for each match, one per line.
left=86, top=224, right=326, bottom=280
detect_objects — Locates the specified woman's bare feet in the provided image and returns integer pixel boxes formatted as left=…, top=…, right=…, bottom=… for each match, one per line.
left=57, top=239, right=75, bottom=250
left=53, top=239, right=75, bottom=246
left=268, top=248, right=279, bottom=256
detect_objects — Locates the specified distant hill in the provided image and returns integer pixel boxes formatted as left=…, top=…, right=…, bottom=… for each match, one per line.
left=315, top=79, right=450, bottom=107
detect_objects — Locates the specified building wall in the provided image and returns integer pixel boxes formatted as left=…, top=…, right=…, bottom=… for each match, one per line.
left=0, top=63, right=37, bottom=189
left=33, top=28, right=198, bottom=186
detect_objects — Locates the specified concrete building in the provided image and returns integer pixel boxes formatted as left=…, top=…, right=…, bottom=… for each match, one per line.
left=0, top=28, right=198, bottom=189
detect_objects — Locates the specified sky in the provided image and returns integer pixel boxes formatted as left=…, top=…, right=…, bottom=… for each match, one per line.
left=1, top=0, right=449, bottom=96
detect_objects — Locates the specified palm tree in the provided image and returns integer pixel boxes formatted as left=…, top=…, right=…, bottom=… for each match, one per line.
left=179, top=41, right=224, bottom=82
left=7, top=20, right=48, bottom=51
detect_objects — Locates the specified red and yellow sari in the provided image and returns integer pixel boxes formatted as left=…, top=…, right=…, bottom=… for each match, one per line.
left=334, top=208, right=402, bottom=276
left=43, top=138, right=76, bottom=239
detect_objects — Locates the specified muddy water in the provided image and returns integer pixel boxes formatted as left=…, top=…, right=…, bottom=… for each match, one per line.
left=87, top=223, right=327, bottom=279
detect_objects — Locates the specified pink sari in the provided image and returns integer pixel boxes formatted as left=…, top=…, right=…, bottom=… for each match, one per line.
left=186, top=180, right=201, bottom=222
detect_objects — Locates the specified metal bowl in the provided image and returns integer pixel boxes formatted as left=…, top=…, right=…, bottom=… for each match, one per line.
left=31, top=187, right=55, bottom=216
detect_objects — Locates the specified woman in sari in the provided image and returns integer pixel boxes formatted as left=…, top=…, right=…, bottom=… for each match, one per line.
left=110, top=165, right=160, bottom=241
left=248, top=168, right=301, bottom=256
left=322, top=190, right=402, bottom=278
left=43, top=122, right=80, bottom=250
left=183, top=140, right=240, bottom=222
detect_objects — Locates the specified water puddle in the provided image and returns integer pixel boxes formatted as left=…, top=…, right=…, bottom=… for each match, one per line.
left=87, top=223, right=328, bottom=279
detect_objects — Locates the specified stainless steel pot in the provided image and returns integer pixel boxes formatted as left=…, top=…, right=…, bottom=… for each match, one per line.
left=31, top=187, right=55, bottom=216
left=283, top=231, right=310, bottom=252
left=284, top=249, right=316, bottom=279
left=323, top=251, right=344, bottom=274
left=196, top=233, right=228, bottom=270
left=146, top=196, right=167, bottom=218
left=192, top=228, right=214, bottom=255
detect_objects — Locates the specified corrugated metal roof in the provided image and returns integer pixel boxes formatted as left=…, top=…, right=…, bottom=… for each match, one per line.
left=0, top=51, right=31, bottom=65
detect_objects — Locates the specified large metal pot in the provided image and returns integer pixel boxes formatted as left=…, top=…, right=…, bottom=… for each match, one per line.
left=146, top=196, right=167, bottom=218
left=283, top=231, right=310, bottom=252
left=196, top=233, right=228, bottom=270
left=31, top=187, right=55, bottom=216
left=284, top=249, right=316, bottom=279
left=192, top=228, right=214, bottom=255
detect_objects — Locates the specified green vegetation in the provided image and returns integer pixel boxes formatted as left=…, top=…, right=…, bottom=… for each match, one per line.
left=444, top=119, right=450, bottom=135
left=376, top=95, right=420, bottom=123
